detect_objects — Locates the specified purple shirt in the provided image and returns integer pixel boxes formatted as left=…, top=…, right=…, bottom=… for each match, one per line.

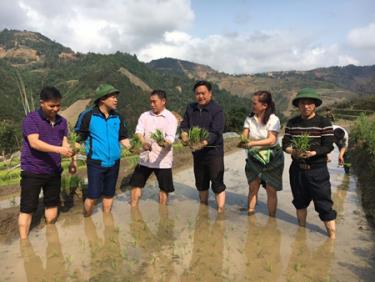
left=21, top=109, right=68, bottom=175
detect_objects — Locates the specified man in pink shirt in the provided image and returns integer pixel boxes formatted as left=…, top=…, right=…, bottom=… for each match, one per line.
left=129, top=90, right=178, bottom=206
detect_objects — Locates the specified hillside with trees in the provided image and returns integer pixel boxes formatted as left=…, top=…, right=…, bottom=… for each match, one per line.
left=0, top=30, right=250, bottom=148
left=1, top=29, right=375, bottom=157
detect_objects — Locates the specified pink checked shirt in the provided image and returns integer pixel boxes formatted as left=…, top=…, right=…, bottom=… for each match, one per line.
left=135, top=109, right=178, bottom=169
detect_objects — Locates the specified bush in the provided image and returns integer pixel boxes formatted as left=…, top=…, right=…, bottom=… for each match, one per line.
left=350, top=113, right=375, bottom=155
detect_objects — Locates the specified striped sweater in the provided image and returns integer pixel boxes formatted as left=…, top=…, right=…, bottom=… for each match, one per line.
left=282, top=114, right=334, bottom=165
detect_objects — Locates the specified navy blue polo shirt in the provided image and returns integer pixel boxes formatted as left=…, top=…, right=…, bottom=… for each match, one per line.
left=180, top=100, right=225, bottom=158
left=21, top=109, right=68, bottom=174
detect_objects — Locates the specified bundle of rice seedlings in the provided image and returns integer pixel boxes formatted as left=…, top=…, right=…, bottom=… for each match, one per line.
left=237, top=134, right=250, bottom=148
left=188, top=127, right=209, bottom=151
left=150, top=129, right=166, bottom=146
left=291, top=132, right=310, bottom=157
left=68, top=130, right=80, bottom=154
left=61, top=174, right=83, bottom=196
left=130, top=134, right=143, bottom=154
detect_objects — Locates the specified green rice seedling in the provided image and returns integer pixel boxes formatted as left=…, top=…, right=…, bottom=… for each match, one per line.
left=67, top=124, right=80, bottom=154
left=237, top=134, right=250, bottom=148
left=61, top=174, right=83, bottom=196
left=130, top=134, right=143, bottom=154
left=188, top=127, right=201, bottom=144
left=265, top=262, right=272, bottom=273
left=188, top=127, right=209, bottom=151
left=150, top=129, right=166, bottom=146
left=291, top=132, right=310, bottom=154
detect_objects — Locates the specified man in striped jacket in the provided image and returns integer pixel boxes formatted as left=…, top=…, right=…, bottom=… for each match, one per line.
left=282, top=88, right=337, bottom=239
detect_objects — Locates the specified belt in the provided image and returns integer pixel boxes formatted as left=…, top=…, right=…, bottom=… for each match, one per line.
left=294, top=162, right=326, bottom=171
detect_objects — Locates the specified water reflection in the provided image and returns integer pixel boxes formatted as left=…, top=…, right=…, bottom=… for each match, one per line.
left=181, top=205, right=225, bottom=281
left=244, top=216, right=281, bottom=281
left=129, top=206, right=177, bottom=281
left=333, top=174, right=350, bottom=222
left=20, top=225, right=67, bottom=282
left=84, top=213, right=126, bottom=281
left=286, top=228, right=335, bottom=281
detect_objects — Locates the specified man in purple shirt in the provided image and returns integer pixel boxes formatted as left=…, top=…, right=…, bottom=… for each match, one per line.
left=18, top=86, right=74, bottom=240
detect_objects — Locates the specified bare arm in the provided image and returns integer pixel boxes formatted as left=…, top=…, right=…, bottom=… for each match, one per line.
left=136, top=132, right=151, bottom=151
left=248, top=131, right=278, bottom=148
left=27, top=134, right=73, bottom=157
left=242, top=128, right=249, bottom=138
left=338, top=147, right=347, bottom=165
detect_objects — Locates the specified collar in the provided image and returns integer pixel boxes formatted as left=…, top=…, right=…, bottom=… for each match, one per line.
left=150, top=109, right=168, bottom=117
left=192, top=100, right=214, bottom=111
left=37, top=108, right=63, bottom=125
left=92, top=106, right=117, bottom=118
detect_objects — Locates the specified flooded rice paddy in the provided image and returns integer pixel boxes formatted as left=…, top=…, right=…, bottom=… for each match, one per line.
left=0, top=149, right=374, bottom=281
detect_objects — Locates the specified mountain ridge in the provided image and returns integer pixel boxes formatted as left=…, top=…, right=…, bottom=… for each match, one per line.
left=1, top=29, right=374, bottom=135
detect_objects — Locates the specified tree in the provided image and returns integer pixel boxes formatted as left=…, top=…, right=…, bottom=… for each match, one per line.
left=0, top=120, right=20, bottom=160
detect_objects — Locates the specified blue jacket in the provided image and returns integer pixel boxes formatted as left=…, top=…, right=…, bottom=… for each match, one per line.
left=75, top=106, right=128, bottom=167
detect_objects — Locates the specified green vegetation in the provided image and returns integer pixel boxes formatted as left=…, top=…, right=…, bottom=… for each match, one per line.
left=129, top=134, right=142, bottom=154
left=351, top=114, right=375, bottom=156
left=187, top=127, right=210, bottom=152
left=0, top=167, right=20, bottom=186
left=0, top=29, right=251, bottom=149
left=326, top=95, right=375, bottom=121
left=188, top=127, right=209, bottom=144
left=61, top=174, right=84, bottom=196
left=350, top=113, right=375, bottom=224
left=237, top=134, right=250, bottom=148
left=67, top=129, right=80, bottom=154
left=150, top=129, right=165, bottom=146
left=291, top=133, right=310, bottom=153
left=0, top=120, right=20, bottom=159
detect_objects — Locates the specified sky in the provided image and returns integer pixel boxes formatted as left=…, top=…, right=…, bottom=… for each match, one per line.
left=0, top=0, right=374, bottom=74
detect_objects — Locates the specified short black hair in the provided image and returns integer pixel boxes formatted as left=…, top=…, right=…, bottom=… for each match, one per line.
left=40, top=86, right=62, bottom=101
left=193, top=80, right=212, bottom=91
left=150, top=89, right=167, bottom=100
left=334, top=128, right=345, bottom=140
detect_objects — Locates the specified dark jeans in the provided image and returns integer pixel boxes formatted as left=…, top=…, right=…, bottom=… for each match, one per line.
left=289, top=162, right=337, bottom=221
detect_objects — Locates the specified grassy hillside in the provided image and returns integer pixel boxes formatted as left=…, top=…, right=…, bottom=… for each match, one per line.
left=0, top=30, right=250, bottom=138
left=149, top=58, right=375, bottom=118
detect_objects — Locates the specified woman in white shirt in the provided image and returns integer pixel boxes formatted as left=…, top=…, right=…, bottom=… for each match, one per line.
left=242, top=91, right=284, bottom=217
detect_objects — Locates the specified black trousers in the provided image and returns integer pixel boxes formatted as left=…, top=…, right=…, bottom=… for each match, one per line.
left=193, top=155, right=226, bottom=194
left=289, top=162, right=337, bottom=221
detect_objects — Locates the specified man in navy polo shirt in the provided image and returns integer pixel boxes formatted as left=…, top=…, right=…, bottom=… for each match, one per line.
left=180, top=80, right=226, bottom=213
left=19, top=86, right=74, bottom=240
left=75, top=84, right=130, bottom=217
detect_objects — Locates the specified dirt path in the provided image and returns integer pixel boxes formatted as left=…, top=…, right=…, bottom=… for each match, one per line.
left=0, top=148, right=374, bottom=281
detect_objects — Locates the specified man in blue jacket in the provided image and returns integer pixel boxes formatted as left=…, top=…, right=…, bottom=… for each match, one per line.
left=180, top=80, right=226, bottom=212
left=75, top=84, right=130, bottom=216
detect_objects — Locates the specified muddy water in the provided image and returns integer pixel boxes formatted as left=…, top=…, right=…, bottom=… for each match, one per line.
left=1, top=149, right=374, bottom=281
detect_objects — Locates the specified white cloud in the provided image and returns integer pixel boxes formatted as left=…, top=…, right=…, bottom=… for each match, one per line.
left=138, top=30, right=359, bottom=73
left=0, top=0, right=368, bottom=73
left=3, top=0, right=194, bottom=53
left=348, top=22, right=375, bottom=49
